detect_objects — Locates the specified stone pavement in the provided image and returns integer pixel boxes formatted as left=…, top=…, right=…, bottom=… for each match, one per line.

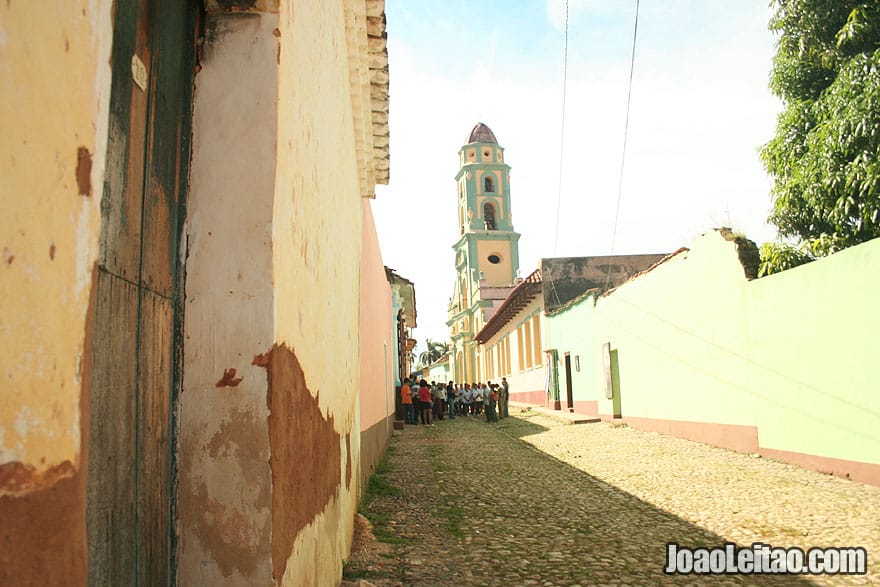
left=344, top=410, right=880, bottom=586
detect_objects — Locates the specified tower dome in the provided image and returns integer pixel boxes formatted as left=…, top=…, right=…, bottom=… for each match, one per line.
left=466, top=122, right=498, bottom=145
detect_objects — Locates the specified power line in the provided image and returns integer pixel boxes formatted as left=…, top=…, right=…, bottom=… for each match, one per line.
left=604, top=0, right=641, bottom=292
left=547, top=0, right=570, bottom=310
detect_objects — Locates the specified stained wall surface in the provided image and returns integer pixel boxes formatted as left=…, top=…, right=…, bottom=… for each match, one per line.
left=177, top=10, right=278, bottom=586
left=3, top=1, right=391, bottom=585
left=271, top=1, right=370, bottom=583
left=0, top=2, right=112, bottom=584
left=547, top=231, right=880, bottom=485
left=179, top=1, right=386, bottom=585
left=0, top=1, right=111, bottom=486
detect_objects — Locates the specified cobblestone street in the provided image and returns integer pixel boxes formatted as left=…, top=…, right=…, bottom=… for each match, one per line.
left=346, top=411, right=880, bottom=586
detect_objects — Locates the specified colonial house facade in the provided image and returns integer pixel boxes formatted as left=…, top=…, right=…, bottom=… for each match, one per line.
left=472, top=255, right=666, bottom=409
left=1, top=1, right=397, bottom=585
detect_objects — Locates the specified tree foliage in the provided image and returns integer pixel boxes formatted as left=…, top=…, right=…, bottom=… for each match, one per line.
left=418, top=339, right=449, bottom=368
left=760, top=1, right=880, bottom=274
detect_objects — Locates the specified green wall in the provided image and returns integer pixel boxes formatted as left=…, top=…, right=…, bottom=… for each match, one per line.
left=547, top=230, right=880, bottom=470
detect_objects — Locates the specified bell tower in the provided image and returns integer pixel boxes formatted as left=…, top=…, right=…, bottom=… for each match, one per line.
left=447, top=123, right=521, bottom=383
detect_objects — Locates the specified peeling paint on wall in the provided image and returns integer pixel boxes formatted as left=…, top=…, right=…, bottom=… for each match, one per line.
left=186, top=405, right=272, bottom=579
left=76, top=147, right=92, bottom=196
left=214, top=0, right=257, bottom=12
left=345, top=432, right=352, bottom=489
left=206, top=0, right=280, bottom=14
left=0, top=261, right=95, bottom=585
left=0, top=460, right=75, bottom=498
left=215, top=367, right=243, bottom=387
left=255, top=343, right=342, bottom=584
left=0, top=465, right=86, bottom=586
left=189, top=481, right=266, bottom=579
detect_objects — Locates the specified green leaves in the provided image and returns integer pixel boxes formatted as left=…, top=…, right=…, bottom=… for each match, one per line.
left=758, top=241, right=813, bottom=277
left=837, top=4, right=880, bottom=53
left=417, top=339, right=450, bottom=368
left=760, top=1, right=880, bottom=275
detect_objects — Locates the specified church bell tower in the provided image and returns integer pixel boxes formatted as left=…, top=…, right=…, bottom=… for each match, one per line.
left=447, top=123, right=521, bottom=383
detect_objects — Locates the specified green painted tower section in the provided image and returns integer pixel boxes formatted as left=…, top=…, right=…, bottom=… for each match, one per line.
left=447, top=123, right=522, bottom=383
left=453, top=122, right=520, bottom=289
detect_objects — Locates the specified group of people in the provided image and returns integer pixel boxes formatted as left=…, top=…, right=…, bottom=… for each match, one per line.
left=400, top=377, right=510, bottom=426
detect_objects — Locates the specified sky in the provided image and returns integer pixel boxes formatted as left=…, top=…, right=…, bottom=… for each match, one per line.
left=372, top=0, right=782, bottom=352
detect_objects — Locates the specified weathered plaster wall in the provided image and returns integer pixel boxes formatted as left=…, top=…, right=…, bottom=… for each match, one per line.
left=182, top=0, right=381, bottom=585
left=540, top=254, right=667, bottom=312
left=0, top=2, right=112, bottom=583
left=178, top=10, right=278, bottom=586
left=547, top=231, right=880, bottom=485
left=270, top=1, right=369, bottom=582
left=358, top=199, right=394, bottom=487
left=0, top=0, right=111, bottom=487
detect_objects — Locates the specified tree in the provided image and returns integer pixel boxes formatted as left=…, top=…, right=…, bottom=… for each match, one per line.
left=418, top=339, right=449, bottom=368
left=760, top=1, right=880, bottom=275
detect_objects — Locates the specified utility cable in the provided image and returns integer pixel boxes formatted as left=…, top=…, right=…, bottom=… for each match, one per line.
left=547, top=0, right=570, bottom=310
left=552, top=0, right=569, bottom=256
left=603, top=0, right=640, bottom=292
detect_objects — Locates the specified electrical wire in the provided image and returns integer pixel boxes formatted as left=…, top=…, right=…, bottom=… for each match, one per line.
left=547, top=0, right=569, bottom=310
left=603, top=0, right=641, bottom=292
left=552, top=0, right=569, bottom=255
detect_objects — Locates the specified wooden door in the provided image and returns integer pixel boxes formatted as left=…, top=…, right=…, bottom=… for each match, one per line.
left=610, top=349, right=622, bottom=419
left=87, top=1, right=198, bottom=584
left=564, top=352, right=574, bottom=412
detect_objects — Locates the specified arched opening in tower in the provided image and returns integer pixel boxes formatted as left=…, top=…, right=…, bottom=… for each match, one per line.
left=483, top=202, right=497, bottom=230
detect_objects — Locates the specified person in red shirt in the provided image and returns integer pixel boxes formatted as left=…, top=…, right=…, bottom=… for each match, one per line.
left=417, top=379, right=433, bottom=425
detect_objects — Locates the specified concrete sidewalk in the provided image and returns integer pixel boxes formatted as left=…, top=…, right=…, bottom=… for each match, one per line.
left=508, top=401, right=600, bottom=425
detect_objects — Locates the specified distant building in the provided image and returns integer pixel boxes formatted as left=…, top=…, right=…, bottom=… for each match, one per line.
left=542, top=229, right=880, bottom=485
left=447, top=123, right=521, bottom=383
left=474, top=255, right=666, bottom=409
left=427, top=353, right=451, bottom=383
left=387, top=267, right=417, bottom=385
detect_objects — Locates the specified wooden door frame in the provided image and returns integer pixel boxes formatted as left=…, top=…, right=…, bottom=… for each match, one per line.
left=86, top=1, right=199, bottom=584
left=563, top=352, right=574, bottom=412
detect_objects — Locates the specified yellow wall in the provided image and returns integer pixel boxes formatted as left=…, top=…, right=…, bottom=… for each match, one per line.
left=477, top=240, right=513, bottom=285
left=273, top=3, right=364, bottom=576
left=2, top=1, right=388, bottom=584
left=480, top=297, right=545, bottom=392
left=179, top=1, right=384, bottom=585
left=0, top=1, right=112, bottom=486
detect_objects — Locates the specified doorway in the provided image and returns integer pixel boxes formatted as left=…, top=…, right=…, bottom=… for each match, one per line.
left=563, top=352, right=574, bottom=412
left=603, top=343, right=622, bottom=419
left=87, top=1, right=199, bottom=584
